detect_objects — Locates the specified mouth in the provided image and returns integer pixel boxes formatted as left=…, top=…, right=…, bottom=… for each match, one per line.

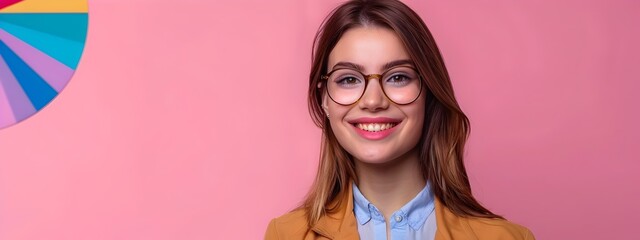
left=348, top=117, right=402, bottom=133
left=353, top=122, right=399, bottom=132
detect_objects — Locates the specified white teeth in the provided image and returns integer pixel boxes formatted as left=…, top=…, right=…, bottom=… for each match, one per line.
left=356, top=123, right=397, bottom=132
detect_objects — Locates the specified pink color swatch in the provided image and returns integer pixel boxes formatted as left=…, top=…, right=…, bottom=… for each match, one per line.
left=0, top=0, right=21, bottom=10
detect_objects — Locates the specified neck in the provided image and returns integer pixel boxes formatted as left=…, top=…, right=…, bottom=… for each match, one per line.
left=354, top=147, right=426, bottom=220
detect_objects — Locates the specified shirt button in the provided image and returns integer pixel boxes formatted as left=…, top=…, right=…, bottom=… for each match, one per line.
left=395, top=215, right=403, bottom=222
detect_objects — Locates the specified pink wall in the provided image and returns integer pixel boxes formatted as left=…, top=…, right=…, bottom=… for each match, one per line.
left=1, top=0, right=638, bottom=239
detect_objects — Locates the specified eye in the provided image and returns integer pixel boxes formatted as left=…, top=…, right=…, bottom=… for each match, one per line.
left=385, top=73, right=412, bottom=86
left=335, top=76, right=362, bottom=86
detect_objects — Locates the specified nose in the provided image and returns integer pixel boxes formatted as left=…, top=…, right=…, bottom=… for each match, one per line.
left=358, top=76, right=389, bottom=112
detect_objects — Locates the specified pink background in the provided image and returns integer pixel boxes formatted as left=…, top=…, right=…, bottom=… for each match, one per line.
left=1, top=0, right=639, bottom=239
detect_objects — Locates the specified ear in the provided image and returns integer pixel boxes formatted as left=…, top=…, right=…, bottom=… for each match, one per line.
left=321, top=91, right=329, bottom=112
left=320, top=85, right=329, bottom=117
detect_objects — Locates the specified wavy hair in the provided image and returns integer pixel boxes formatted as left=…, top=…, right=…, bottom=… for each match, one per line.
left=301, top=0, right=502, bottom=227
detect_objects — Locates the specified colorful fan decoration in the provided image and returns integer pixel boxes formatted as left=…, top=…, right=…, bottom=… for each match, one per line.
left=0, top=0, right=88, bottom=129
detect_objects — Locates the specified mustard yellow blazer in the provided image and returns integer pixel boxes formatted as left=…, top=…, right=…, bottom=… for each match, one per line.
left=265, top=184, right=534, bottom=240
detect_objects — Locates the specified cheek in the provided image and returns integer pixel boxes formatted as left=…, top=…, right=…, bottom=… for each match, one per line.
left=405, top=99, right=427, bottom=140
left=408, top=109, right=425, bottom=134
left=327, top=102, right=349, bottom=125
left=326, top=102, right=354, bottom=144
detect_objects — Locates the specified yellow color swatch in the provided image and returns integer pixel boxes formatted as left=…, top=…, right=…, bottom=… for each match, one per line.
left=0, top=0, right=88, bottom=13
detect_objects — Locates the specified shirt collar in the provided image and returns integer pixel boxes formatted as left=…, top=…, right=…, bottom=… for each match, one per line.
left=352, top=182, right=435, bottom=231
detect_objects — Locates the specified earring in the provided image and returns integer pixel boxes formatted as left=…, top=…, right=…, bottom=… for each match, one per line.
left=323, top=106, right=329, bottom=118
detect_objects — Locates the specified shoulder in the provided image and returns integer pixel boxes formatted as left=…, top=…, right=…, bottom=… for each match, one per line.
left=435, top=199, right=534, bottom=240
left=465, top=217, right=535, bottom=240
left=265, top=209, right=311, bottom=240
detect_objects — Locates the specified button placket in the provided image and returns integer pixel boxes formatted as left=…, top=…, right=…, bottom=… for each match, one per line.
left=390, top=212, right=409, bottom=229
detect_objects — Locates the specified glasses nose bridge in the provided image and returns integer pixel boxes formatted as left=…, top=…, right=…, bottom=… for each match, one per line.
left=363, top=73, right=384, bottom=91
left=364, top=73, right=383, bottom=81
left=358, top=72, right=389, bottom=108
left=362, top=73, right=385, bottom=94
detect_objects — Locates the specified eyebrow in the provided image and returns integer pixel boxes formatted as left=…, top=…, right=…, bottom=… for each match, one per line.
left=330, top=59, right=414, bottom=72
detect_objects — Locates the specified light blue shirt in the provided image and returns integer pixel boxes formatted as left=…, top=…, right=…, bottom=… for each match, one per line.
left=352, top=182, right=437, bottom=240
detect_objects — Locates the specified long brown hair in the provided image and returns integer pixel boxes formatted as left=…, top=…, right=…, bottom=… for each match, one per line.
left=301, top=0, right=502, bottom=227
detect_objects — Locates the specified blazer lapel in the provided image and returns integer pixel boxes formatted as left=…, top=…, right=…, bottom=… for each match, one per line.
left=434, top=198, right=478, bottom=240
left=311, top=184, right=360, bottom=239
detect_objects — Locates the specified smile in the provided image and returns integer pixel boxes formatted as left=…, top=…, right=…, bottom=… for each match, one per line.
left=355, top=123, right=398, bottom=132
left=348, top=117, right=402, bottom=140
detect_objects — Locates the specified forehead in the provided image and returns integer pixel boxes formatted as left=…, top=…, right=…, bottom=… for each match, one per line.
left=328, top=26, right=409, bottom=73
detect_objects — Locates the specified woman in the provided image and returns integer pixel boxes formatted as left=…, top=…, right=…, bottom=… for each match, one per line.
left=266, top=0, right=534, bottom=239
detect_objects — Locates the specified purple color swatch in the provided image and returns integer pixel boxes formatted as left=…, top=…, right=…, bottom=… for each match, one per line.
left=0, top=70, right=15, bottom=127
left=0, top=54, right=35, bottom=122
left=0, top=29, right=74, bottom=92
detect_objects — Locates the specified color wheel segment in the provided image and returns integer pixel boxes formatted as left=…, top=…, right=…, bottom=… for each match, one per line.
left=0, top=0, right=87, bottom=129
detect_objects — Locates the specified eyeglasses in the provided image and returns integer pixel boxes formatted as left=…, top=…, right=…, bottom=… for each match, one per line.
left=321, top=66, right=423, bottom=105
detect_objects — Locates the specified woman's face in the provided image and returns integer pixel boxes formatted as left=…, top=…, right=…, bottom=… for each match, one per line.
left=324, top=26, right=426, bottom=165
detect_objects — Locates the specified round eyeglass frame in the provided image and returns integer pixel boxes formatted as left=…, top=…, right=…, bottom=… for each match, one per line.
left=320, top=66, right=424, bottom=106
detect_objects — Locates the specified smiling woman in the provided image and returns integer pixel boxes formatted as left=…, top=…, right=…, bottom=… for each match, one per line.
left=265, top=0, right=534, bottom=239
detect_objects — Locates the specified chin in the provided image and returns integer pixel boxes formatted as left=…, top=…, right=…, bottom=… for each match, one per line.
left=351, top=149, right=397, bottom=165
